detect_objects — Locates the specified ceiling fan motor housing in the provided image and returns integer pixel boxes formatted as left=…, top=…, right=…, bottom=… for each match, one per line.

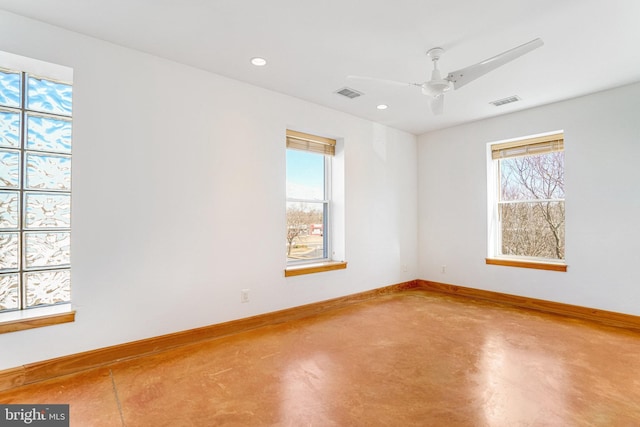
left=421, top=80, right=451, bottom=97
left=422, top=47, right=452, bottom=97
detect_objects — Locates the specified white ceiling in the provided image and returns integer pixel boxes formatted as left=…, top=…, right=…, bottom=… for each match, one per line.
left=1, top=0, right=639, bottom=135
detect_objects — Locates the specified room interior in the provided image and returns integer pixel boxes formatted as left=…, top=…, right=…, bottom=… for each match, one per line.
left=0, top=0, right=639, bottom=422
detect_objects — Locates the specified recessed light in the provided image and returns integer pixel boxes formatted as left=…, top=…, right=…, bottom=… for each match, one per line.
left=251, top=57, right=267, bottom=66
left=377, top=104, right=388, bottom=110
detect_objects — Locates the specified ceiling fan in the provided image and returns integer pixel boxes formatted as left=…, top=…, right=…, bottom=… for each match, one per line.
left=348, top=38, right=543, bottom=115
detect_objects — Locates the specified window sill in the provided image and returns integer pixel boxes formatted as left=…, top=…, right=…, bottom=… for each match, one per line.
left=285, top=261, right=347, bottom=277
left=486, top=258, right=567, bottom=272
left=0, top=304, right=75, bottom=334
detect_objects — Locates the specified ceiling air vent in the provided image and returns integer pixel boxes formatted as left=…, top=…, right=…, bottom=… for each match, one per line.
left=335, top=87, right=363, bottom=99
left=490, top=95, right=521, bottom=107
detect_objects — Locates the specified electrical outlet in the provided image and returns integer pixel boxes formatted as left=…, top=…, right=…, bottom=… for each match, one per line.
left=441, top=265, right=447, bottom=273
left=402, top=264, right=408, bottom=272
left=241, top=289, right=250, bottom=303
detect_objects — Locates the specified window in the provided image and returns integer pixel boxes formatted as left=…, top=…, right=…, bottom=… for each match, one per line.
left=0, top=59, right=73, bottom=314
left=286, top=130, right=333, bottom=263
left=285, top=130, right=345, bottom=276
left=487, top=132, right=566, bottom=271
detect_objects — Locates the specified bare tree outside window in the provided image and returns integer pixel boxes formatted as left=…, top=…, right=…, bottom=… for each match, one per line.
left=499, top=151, right=565, bottom=260
left=286, top=204, right=323, bottom=258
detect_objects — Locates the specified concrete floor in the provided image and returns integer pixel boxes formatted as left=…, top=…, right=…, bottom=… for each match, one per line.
left=2, top=291, right=640, bottom=426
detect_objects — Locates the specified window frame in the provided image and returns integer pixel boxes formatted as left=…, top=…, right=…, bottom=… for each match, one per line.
left=0, top=52, right=75, bottom=330
left=486, top=132, right=567, bottom=271
left=285, top=130, right=346, bottom=276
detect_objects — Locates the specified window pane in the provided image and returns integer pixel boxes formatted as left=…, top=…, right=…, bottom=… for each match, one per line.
left=24, top=269, right=70, bottom=307
left=0, top=70, right=21, bottom=108
left=286, top=201, right=325, bottom=261
left=2, top=59, right=73, bottom=313
left=0, top=109, right=21, bottom=148
left=27, top=75, right=72, bottom=116
left=0, top=191, right=19, bottom=229
left=286, top=149, right=325, bottom=200
left=25, top=153, right=71, bottom=190
left=500, top=152, right=564, bottom=201
left=500, top=201, right=565, bottom=259
left=25, top=192, right=71, bottom=229
left=25, top=232, right=70, bottom=268
left=0, top=273, right=19, bottom=311
left=0, top=232, right=20, bottom=270
left=26, top=114, right=72, bottom=153
left=0, top=149, right=20, bottom=189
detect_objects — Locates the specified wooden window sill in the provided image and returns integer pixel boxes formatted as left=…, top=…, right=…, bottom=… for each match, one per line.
left=285, top=261, right=347, bottom=277
left=486, top=258, right=567, bottom=272
left=0, top=304, right=75, bottom=334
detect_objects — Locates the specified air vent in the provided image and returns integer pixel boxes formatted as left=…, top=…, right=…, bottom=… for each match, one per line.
left=490, top=95, right=521, bottom=107
left=335, top=87, right=363, bottom=99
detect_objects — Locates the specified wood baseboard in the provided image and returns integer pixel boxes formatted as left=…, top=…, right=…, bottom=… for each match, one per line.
left=4, top=278, right=637, bottom=393
left=416, top=280, right=640, bottom=333
left=0, top=280, right=419, bottom=393
left=0, top=367, right=25, bottom=393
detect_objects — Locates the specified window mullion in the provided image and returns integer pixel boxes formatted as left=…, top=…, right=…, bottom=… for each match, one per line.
left=286, top=197, right=330, bottom=204
left=18, top=71, right=26, bottom=310
left=498, top=198, right=564, bottom=204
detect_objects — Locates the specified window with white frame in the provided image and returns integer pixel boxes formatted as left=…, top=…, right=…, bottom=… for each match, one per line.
left=285, top=130, right=334, bottom=265
left=488, top=132, right=565, bottom=265
left=0, top=56, right=72, bottom=313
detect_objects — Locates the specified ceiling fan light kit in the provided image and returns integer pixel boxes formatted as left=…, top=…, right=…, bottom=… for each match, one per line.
left=348, top=38, right=543, bottom=116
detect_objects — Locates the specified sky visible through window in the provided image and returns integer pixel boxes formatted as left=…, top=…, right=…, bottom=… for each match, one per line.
left=286, top=148, right=327, bottom=261
left=286, top=149, right=324, bottom=201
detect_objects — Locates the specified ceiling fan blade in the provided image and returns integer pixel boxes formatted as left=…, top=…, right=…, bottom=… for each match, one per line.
left=446, top=38, right=543, bottom=90
left=430, top=94, right=444, bottom=115
left=347, top=75, right=418, bottom=88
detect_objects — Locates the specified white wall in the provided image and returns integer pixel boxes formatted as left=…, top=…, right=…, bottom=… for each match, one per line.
left=418, top=82, right=640, bottom=316
left=0, top=11, right=418, bottom=370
